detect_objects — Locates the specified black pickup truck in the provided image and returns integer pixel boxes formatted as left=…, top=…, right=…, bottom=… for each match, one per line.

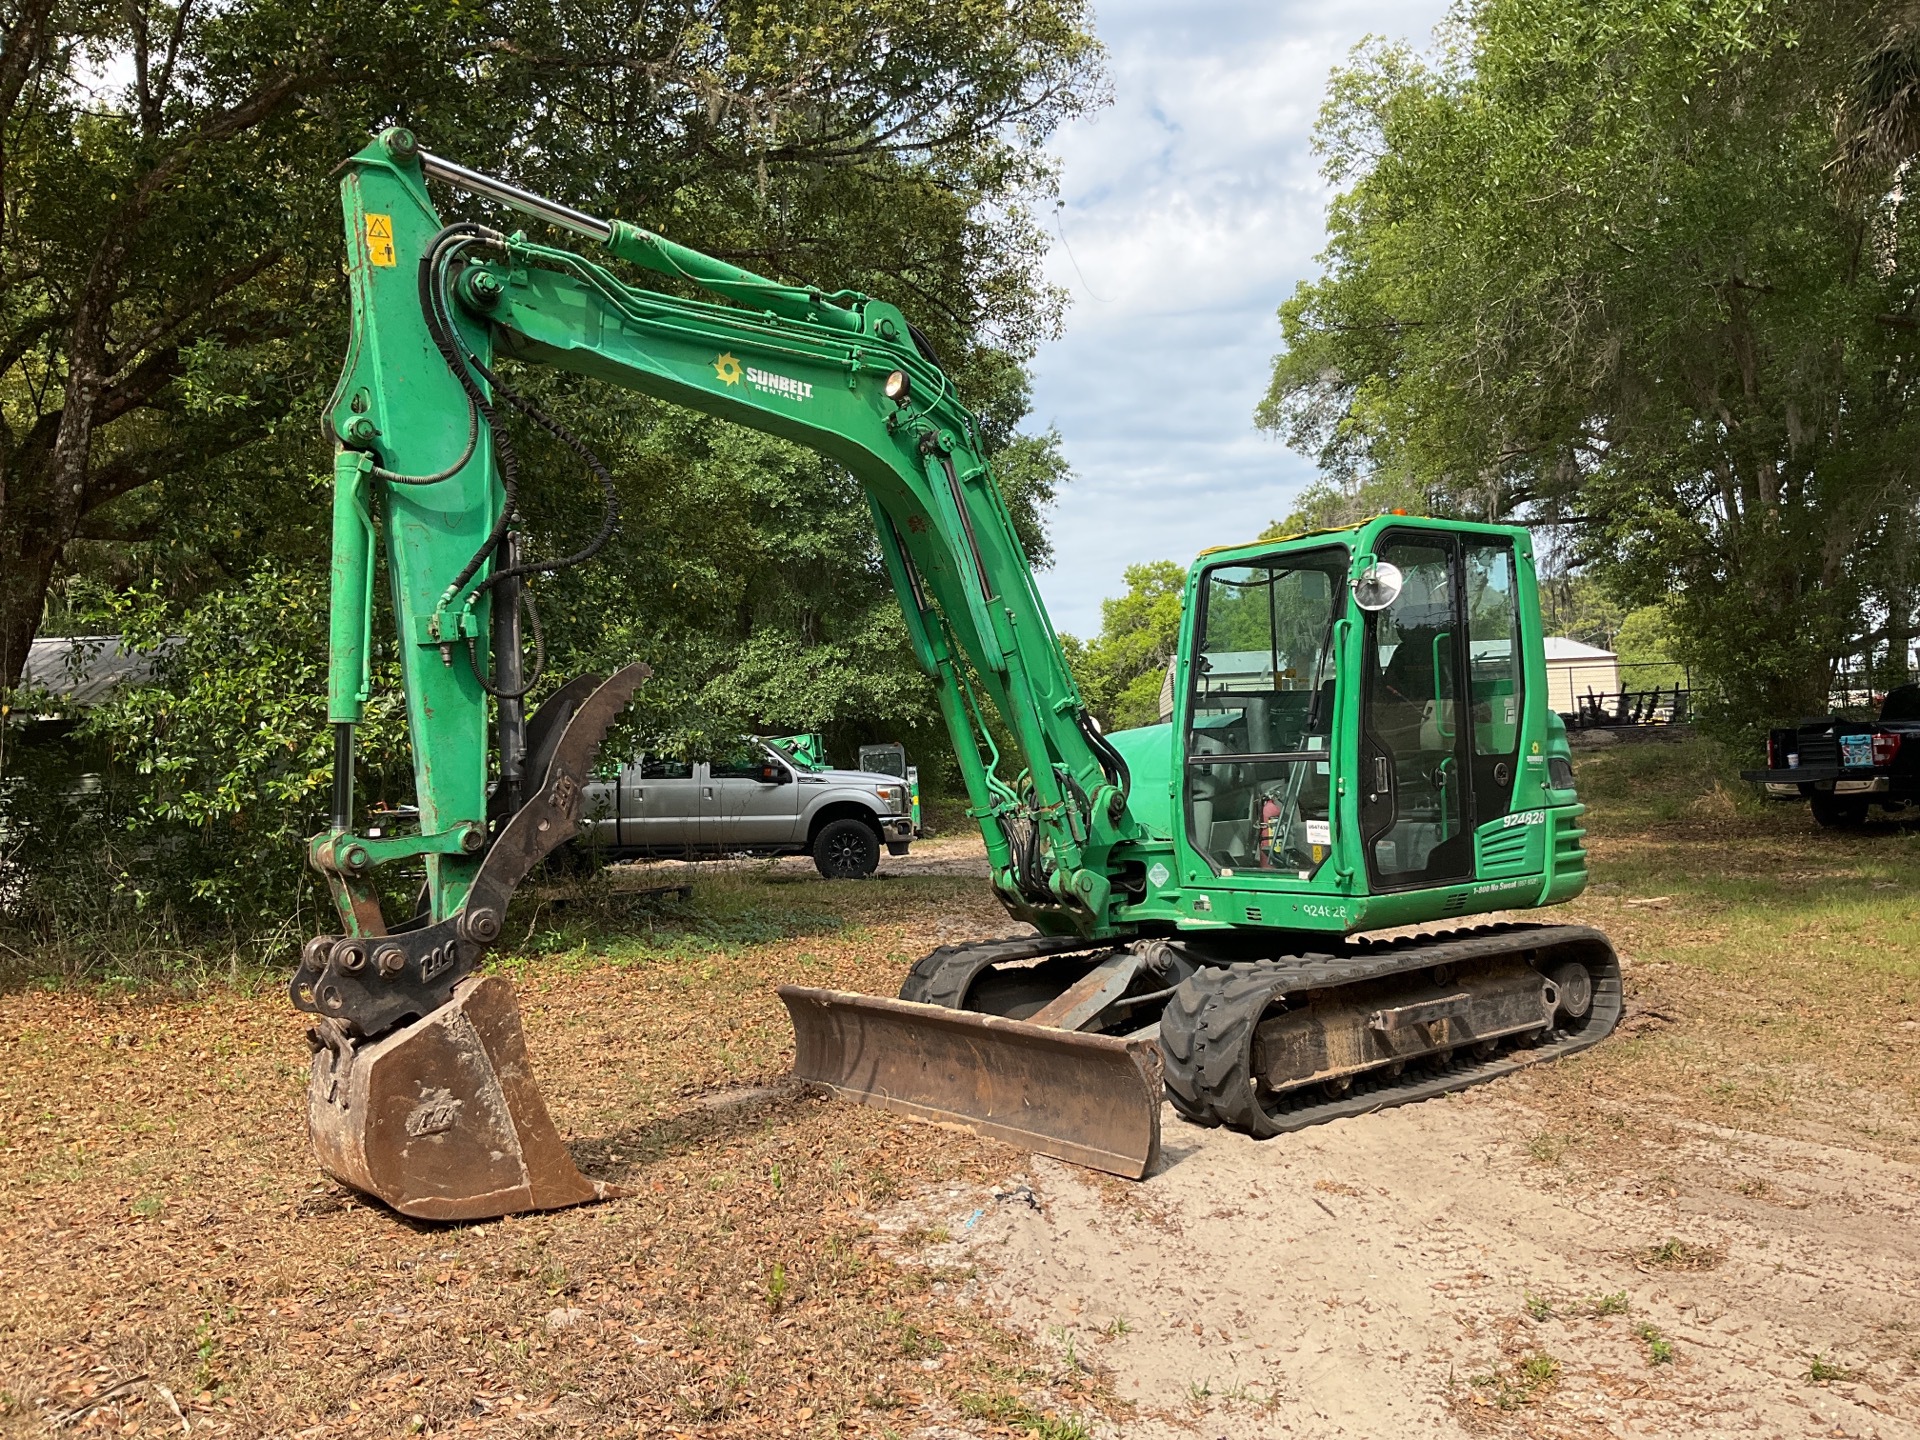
left=1741, top=684, right=1920, bottom=827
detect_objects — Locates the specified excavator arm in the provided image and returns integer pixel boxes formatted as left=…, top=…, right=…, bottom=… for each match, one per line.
left=293, top=130, right=1164, bottom=1217
left=485, top=227, right=1137, bottom=929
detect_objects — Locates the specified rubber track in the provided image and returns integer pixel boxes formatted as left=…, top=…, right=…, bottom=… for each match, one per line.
left=1158, top=923, right=1621, bottom=1138
left=897, top=934, right=1112, bottom=1008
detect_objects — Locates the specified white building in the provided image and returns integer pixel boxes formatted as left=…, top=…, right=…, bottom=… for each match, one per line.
left=1541, top=637, right=1621, bottom=714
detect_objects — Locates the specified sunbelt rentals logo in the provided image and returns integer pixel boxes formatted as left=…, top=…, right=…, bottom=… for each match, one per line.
left=713, top=352, right=813, bottom=402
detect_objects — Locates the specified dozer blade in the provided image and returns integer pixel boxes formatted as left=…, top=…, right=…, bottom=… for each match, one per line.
left=308, top=973, right=622, bottom=1222
left=779, top=985, right=1163, bottom=1179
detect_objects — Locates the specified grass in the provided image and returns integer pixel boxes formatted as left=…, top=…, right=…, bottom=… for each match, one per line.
left=1044, top=1325, right=1083, bottom=1372
left=1524, top=1130, right=1571, bottom=1164
left=764, top=1260, right=788, bottom=1314
left=1639, top=1238, right=1724, bottom=1272
left=1807, top=1355, right=1859, bottom=1383
left=1518, top=1352, right=1562, bottom=1387
left=1468, top=1350, right=1562, bottom=1409
left=499, top=865, right=851, bottom=971
left=1636, top=1323, right=1676, bottom=1366
left=0, top=852, right=1113, bottom=1438
left=956, top=1391, right=1093, bottom=1438
left=1517, top=736, right=1920, bottom=1158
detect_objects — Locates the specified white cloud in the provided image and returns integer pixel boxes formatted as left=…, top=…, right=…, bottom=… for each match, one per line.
left=1029, top=0, right=1450, bottom=638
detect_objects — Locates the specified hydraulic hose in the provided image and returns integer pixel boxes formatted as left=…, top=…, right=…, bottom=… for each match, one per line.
left=467, top=587, right=545, bottom=702
left=369, top=403, right=479, bottom=485
left=418, top=224, right=621, bottom=604
left=1078, top=711, right=1132, bottom=817
left=409, top=223, right=624, bottom=698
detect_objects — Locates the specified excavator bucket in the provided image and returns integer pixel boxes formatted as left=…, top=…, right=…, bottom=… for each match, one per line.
left=779, top=986, right=1163, bottom=1178
left=307, top=974, right=622, bottom=1221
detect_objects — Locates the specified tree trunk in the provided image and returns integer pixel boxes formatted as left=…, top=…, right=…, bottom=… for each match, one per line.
left=1878, top=504, right=1915, bottom=691
left=0, top=517, right=63, bottom=690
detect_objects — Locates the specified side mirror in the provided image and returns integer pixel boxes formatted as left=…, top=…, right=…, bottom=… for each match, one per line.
left=759, top=763, right=787, bottom=784
left=1351, top=557, right=1404, bottom=612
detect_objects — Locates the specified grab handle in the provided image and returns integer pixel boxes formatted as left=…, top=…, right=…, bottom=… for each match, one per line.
left=1431, top=632, right=1456, bottom=738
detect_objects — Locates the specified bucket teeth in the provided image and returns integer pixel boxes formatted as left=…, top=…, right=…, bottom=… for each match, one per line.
left=307, top=973, right=623, bottom=1221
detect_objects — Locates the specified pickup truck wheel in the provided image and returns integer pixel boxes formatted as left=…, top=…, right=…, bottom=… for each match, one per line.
left=813, top=818, right=880, bottom=879
left=1810, top=793, right=1870, bottom=829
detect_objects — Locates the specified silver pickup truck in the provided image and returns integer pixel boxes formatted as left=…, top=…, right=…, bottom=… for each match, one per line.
left=581, top=739, right=915, bottom=877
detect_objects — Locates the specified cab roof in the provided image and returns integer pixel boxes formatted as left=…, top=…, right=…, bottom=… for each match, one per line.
left=1192, top=513, right=1532, bottom=570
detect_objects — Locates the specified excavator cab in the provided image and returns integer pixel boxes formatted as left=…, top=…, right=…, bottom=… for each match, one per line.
left=1150, top=518, right=1572, bottom=921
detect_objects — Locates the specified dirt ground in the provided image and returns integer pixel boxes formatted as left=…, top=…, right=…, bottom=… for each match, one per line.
left=4, top=740, right=1919, bottom=1438
left=897, top=1075, right=1920, bottom=1440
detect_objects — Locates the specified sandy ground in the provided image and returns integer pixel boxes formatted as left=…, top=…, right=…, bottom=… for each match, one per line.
left=849, top=834, right=1920, bottom=1439
left=883, top=1093, right=1920, bottom=1439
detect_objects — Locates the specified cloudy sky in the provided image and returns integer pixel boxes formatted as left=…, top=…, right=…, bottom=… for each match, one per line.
left=1028, top=0, right=1451, bottom=640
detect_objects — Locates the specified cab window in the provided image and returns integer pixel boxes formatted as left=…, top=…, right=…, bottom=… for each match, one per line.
left=1466, top=540, right=1524, bottom=823
left=1184, top=547, right=1346, bottom=875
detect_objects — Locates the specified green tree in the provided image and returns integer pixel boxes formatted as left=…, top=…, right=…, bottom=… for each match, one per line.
left=0, top=0, right=1106, bottom=943
left=1260, top=0, right=1920, bottom=721
left=0, top=0, right=489, bottom=687
left=1, top=0, right=1103, bottom=687
left=1537, top=574, right=1628, bottom=653
left=1614, top=603, right=1687, bottom=688
left=1072, top=560, right=1185, bottom=731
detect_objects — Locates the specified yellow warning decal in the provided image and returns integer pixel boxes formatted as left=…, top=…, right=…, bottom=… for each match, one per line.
left=366, top=213, right=396, bottom=267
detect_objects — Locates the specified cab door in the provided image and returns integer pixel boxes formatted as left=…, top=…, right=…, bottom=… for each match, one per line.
left=1360, top=532, right=1475, bottom=890
left=1462, top=538, right=1525, bottom=827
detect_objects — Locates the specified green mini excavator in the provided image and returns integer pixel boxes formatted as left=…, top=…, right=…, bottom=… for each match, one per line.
left=292, top=130, right=1619, bottom=1219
